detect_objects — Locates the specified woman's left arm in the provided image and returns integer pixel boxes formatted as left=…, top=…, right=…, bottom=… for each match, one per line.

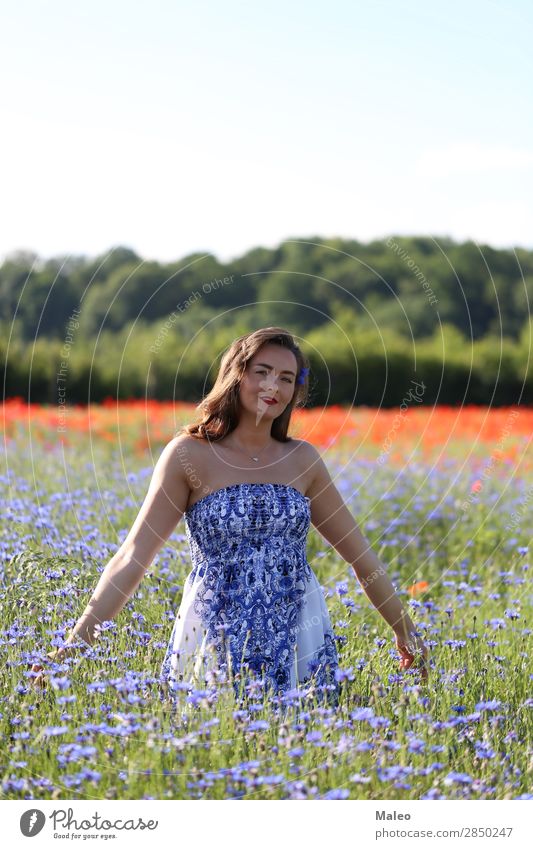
left=304, top=444, right=428, bottom=673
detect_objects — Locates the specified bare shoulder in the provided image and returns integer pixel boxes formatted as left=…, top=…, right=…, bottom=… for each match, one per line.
left=168, top=431, right=203, bottom=454
left=159, top=432, right=203, bottom=482
left=288, top=438, right=329, bottom=491
left=289, top=438, right=321, bottom=457
left=289, top=438, right=323, bottom=466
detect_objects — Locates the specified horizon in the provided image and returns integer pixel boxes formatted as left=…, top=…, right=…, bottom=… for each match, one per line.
left=3, top=232, right=531, bottom=269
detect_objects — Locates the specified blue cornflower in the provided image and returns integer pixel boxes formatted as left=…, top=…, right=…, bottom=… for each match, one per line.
left=444, top=639, right=466, bottom=649
left=280, top=687, right=307, bottom=701
left=288, top=747, right=305, bottom=758
left=50, top=676, right=71, bottom=691
left=350, top=773, right=371, bottom=784
left=421, top=788, right=446, bottom=799
left=305, top=730, right=323, bottom=743
left=77, top=768, right=101, bottom=782
left=322, top=788, right=350, bottom=799
left=466, top=712, right=482, bottom=722
left=186, top=688, right=210, bottom=706
left=259, top=774, right=284, bottom=786
left=350, top=707, right=374, bottom=721
left=86, top=681, right=108, bottom=693
left=246, top=720, right=269, bottom=732
left=377, top=765, right=412, bottom=781
left=296, top=366, right=310, bottom=385
left=443, top=771, right=472, bottom=785
left=474, top=742, right=495, bottom=759
left=354, top=740, right=374, bottom=751
left=475, top=699, right=502, bottom=712
left=369, top=716, right=390, bottom=729
left=286, top=780, right=311, bottom=799
left=232, top=709, right=248, bottom=720
left=334, top=666, right=354, bottom=683
left=2, top=777, right=26, bottom=792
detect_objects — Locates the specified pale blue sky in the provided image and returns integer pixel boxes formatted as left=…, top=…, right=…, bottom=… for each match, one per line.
left=1, top=0, right=532, bottom=263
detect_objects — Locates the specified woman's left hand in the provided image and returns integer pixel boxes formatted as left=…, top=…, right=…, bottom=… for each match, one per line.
left=395, top=630, right=429, bottom=680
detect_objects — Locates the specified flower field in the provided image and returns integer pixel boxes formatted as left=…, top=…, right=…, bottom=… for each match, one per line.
left=1, top=401, right=532, bottom=800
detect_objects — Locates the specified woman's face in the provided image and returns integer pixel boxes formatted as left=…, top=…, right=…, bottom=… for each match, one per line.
left=238, top=344, right=298, bottom=422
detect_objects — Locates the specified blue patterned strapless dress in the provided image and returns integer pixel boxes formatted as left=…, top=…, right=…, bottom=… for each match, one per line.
left=160, top=482, right=339, bottom=705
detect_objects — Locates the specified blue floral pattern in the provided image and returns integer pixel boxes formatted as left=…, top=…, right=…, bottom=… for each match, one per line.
left=160, top=483, right=339, bottom=704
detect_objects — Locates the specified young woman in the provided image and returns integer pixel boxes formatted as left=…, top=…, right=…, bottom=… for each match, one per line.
left=31, top=327, right=429, bottom=704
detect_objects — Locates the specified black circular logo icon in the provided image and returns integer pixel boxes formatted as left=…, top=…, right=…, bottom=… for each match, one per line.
left=20, top=809, right=46, bottom=837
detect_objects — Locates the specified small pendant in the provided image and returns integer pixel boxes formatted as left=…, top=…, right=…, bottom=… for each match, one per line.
left=252, top=457, right=258, bottom=462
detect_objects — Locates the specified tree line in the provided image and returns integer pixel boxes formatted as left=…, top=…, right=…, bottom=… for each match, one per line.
left=1, top=236, right=532, bottom=405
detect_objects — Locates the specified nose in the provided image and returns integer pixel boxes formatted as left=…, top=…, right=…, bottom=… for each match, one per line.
left=264, top=379, right=279, bottom=395
left=261, top=372, right=279, bottom=391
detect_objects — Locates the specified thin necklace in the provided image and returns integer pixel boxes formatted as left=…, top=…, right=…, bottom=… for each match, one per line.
left=230, top=435, right=272, bottom=462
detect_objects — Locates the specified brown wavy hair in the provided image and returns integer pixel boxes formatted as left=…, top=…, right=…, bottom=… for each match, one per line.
left=176, top=327, right=310, bottom=443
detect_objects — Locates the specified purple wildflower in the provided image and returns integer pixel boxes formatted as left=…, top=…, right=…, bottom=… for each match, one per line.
left=443, top=771, right=472, bottom=785
left=305, top=730, right=323, bottom=743
left=475, top=699, right=502, bottom=712
left=322, top=788, right=350, bottom=799
left=246, top=720, right=269, bottom=732
left=350, top=707, right=374, bottom=721
left=334, top=666, right=354, bottom=683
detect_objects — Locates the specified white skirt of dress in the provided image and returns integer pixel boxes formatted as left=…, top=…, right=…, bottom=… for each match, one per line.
left=160, top=566, right=338, bottom=697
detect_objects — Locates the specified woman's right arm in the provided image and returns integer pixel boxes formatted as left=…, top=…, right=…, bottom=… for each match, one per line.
left=41, top=435, right=192, bottom=661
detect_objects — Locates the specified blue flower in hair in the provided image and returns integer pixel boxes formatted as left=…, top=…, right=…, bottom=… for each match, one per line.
left=296, top=366, right=309, bottom=385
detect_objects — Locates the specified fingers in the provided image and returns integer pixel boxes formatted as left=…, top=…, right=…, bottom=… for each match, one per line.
left=398, top=642, right=429, bottom=677
left=400, top=662, right=428, bottom=679
left=29, top=664, right=47, bottom=690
